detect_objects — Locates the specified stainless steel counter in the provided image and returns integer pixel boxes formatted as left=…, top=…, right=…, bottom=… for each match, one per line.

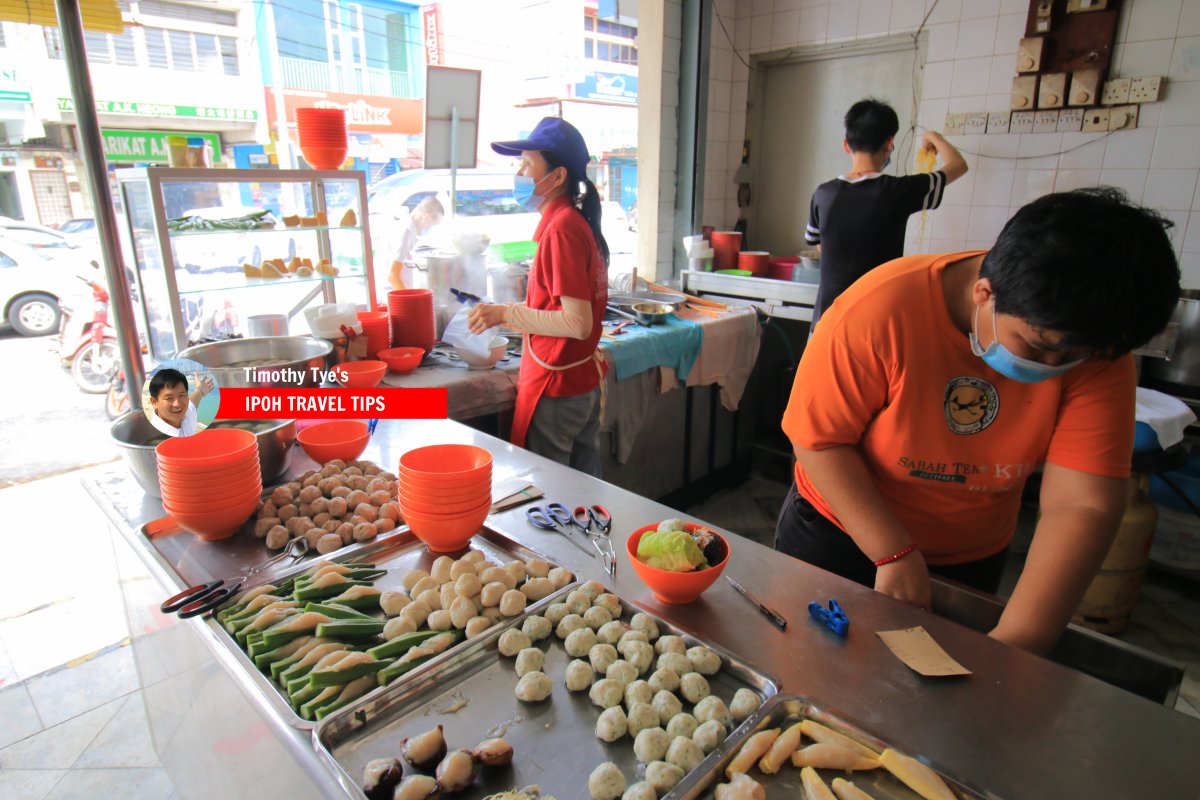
left=88, top=418, right=1200, bottom=800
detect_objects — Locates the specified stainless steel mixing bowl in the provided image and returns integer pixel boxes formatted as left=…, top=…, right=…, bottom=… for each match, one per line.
left=177, top=336, right=333, bottom=388
left=110, top=413, right=297, bottom=497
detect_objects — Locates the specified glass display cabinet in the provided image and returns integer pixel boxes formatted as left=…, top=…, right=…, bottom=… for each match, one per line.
left=116, top=168, right=376, bottom=361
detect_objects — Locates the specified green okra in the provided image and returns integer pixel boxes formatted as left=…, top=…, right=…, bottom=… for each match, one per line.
left=271, top=641, right=340, bottom=681
left=252, top=636, right=313, bottom=670
left=293, top=580, right=373, bottom=602
left=307, top=657, right=393, bottom=688
left=376, top=653, right=436, bottom=686
left=300, top=686, right=343, bottom=720
left=314, top=619, right=385, bottom=639
left=365, top=630, right=445, bottom=661
left=314, top=675, right=376, bottom=720
left=302, top=602, right=375, bottom=620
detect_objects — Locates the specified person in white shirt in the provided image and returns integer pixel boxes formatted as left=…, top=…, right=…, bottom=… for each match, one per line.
left=387, top=196, right=445, bottom=293
left=148, top=368, right=214, bottom=438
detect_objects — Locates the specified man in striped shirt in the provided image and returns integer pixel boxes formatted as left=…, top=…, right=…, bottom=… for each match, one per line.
left=806, top=98, right=967, bottom=325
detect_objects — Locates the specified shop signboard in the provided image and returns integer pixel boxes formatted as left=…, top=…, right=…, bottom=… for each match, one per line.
left=101, top=129, right=223, bottom=164
left=0, top=67, right=30, bottom=102
left=58, top=98, right=257, bottom=121
left=574, top=72, right=637, bottom=104
left=264, top=88, right=422, bottom=135
left=422, top=3, right=443, bottom=66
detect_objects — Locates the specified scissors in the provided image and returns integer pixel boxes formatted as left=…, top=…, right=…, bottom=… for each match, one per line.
left=573, top=505, right=616, bottom=576
left=161, top=537, right=310, bottom=619
left=526, top=502, right=596, bottom=558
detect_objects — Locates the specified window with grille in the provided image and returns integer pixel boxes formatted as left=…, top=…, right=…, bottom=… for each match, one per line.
left=138, top=0, right=236, bottom=27
left=142, top=27, right=239, bottom=75
left=583, top=14, right=637, bottom=65
left=44, top=28, right=63, bottom=59
left=0, top=25, right=6, bottom=48
left=83, top=27, right=137, bottom=66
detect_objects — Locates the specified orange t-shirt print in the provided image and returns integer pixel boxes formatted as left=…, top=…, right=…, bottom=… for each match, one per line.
left=782, top=251, right=1135, bottom=566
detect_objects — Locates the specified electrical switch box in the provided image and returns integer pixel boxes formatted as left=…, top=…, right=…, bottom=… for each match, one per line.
left=1012, top=75, right=1038, bottom=110
left=1130, top=76, right=1163, bottom=103
left=1069, top=69, right=1103, bottom=106
left=1066, top=0, right=1108, bottom=12
left=1102, top=78, right=1131, bottom=105
left=1010, top=111, right=1035, bottom=134
left=987, top=112, right=1011, bottom=134
left=943, top=113, right=967, bottom=136
left=1057, top=108, right=1084, bottom=132
left=1038, top=73, right=1068, bottom=108
left=1082, top=107, right=1110, bottom=132
left=1035, top=1, right=1054, bottom=33
left=1034, top=110, right=1061, bottom=133
left=1018, top=37, right=1044, bottom=73
left=1108, top=105, right=1138, bottom=130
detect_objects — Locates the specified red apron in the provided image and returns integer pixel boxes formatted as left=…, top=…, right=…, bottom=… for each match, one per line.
left=510, top=337, right=604, bottom=447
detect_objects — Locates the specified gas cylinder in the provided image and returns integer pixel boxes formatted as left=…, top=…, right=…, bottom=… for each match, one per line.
left=1074, top=474, right=1157, bottom=634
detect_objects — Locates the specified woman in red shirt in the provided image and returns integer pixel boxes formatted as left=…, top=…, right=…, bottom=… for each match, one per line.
left=469, top=118, right=609, bottom=475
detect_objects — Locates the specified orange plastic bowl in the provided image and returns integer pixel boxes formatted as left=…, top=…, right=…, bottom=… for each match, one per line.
left=400, top=493, right=491, bottom=518
left=156, top=428, right=257, bottom=467
left=626, top=523, right=730, bottom=604
left=158, top=470, right=262, bottom=498
left=403, top=505, right=490, bottom=553
left=399, top=482, right=491, bottom=507
left=300, top=146, right=348, bottom=170
left=156, top=457, right=261, bottom=485
left=399, top=444, right=493, bottom=480
left=164, top=496, right=259, bottom=541
left=398, top=470, right=491, bottom=495
left=296, top=420, right=369, bottom=464
left=336, top=360, right=388, bottom=388
left=377, top=347, right=424, bottom=374
left=162, top=482, right=263, bottom=511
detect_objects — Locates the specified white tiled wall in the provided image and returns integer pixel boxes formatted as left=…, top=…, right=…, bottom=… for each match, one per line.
left=703, top=0, right=1200, bottom=285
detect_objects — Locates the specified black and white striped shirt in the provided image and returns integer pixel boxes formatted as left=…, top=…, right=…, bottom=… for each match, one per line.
left=807, top=170, right=946, bottom=321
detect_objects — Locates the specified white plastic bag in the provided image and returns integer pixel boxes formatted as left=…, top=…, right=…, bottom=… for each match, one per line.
left=442, top=306, right=497, bottom=359
left=1136, top=387, right=1196, bottom=449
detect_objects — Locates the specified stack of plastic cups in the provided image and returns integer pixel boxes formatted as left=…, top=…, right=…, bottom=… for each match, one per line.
left=683, top=235, right=715, bottom=271
left=387, top=289, right=436, bottom=355
left=710, top=231, right=743, bottom=270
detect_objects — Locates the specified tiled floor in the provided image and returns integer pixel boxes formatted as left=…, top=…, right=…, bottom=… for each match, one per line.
left=0, top=470, right=175, bottom=800
left=688, top=470, right=1200, bottom=718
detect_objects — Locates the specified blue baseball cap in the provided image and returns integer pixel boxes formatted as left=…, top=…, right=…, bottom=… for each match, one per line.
left=491, top=117, right=590, bottom=179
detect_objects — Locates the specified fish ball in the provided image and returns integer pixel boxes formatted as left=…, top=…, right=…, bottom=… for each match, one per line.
left=417, top=589, right=442, bottom=611
left=622, top=641, right=655, bottom=675
left=596, top=706, right=628, bottom=742
left=633, top=727, right=670, bottom=763
left=439, top=583, right=457, bottom=612
left=584, top=606, right=613, bottom=630
left=480, top=581, right=507, bottom=607
left=630, top=613, right=660, bottom=641
left=548, top=566, right=572, bottom=588
left=667, top=736, right=705, bottom=773
left=465, top=617, right=493, bottom=638
left=606, top=659, right=638, bottom=686
left=449, top=596, right=476, bottom=629
left=503, top=561, right=527, bottom=585
left=515, top=671, right=552, bottom=702
left=450, top=559, right=476, bottom=580
left=526, top=558, right=550, bottom=578
left=316, top=534, right=342, bottom=554
left=565, top=590, right=591, bottom=616
left=680, top=672, right=711, bottom=704
left=624, top=680, right=653, bottom=709
left=326, top=497, right=348, bottom=518
left=597, top=620, right=626, bottom=645
left=648, top=667, right=680, bottom=695
left=646, top=761, right=685, bottom=794
left=384, top=616, right=417, bottom=640
left=427, top=610, right=452, bottom=631
left=693, top=719, right=725, bottom=754
left=498, top=629, right=531, bottom=657
left=693, top=696, right=732, bottom=729
left=666, top=713, right=699, bottom=739
left=589, top=644, right=619, bottom=674
left=594, top=593, right=622, bottom=617
left=265, top=526, right=289, bottom=550
left=626, top=703, right=660, bottom=737
left=565, top=659, right=595, bottom=692
left=544, top=602, right=570, bottom=625
left=654, top=635, right=685, bottom=655
left=455, top=573, right=483, bottom=599
left=430, top=556, right=454, bottom=584
left=556, top=614, right=587, bottom=639
left=730, top=688, right=761, bottom=723
left=687, top=646, right=721, bottom=676
left=588, top=763, right=626, bottom=800
left=410, top=576, right=439, bottom=598
left=657, top=652, right=692, bottom=676
left=499, top=589, right=527, bottom=617
left=520, top=577, right=555, bottom=601
left=623, top=783, right=656, bottom=800
left=652, top=690, right=683, bottom=726
left=521, top=615, right=552, bottom=641
left=515, top=647, right=544, bottom=677
left=589, top=678, right=624, bottom=709
left=566, top=627, right=598, bottom=657
left=400, top=601, right=431, bottom=628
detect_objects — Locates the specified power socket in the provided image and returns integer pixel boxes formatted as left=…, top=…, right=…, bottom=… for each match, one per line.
left=1012, top=75, right=1038, bottom=110
left=1102, top=78, right=1131, bottom=105
left=964, top=113, right=989, bottom=135
left=943, top=113, right=968, bottom=136
left=1010, top=111, right=1035, bottom=134
left=987, top=112, right=1011, bottom=134
left=1057, top=108, right=1084, bottom=132
left=1069, top=69, right=1103, bottom=106
left=1038, top=73, right=1067, bottom=108
left=1130, top=76, right=1163, bottom=103
left=1034, top=110, right=1060, bottom=133
left=1082, top=108, right=1110, bottom=132
left=1108, top=105, right=1139, bottom=130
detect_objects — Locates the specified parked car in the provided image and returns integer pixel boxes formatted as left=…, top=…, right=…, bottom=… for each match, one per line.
left=55, top=218, right=98, bottom=244
left=0, top=236, right=95, bottom=336
left=0, top=217, right=78, bottom=252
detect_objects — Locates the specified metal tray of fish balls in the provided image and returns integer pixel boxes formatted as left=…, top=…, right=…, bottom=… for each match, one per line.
left=686, top=693, right=994, bottom=800
left=312, top=586, right=780, bottom=800
left=212, top=526, right=577, bottom=731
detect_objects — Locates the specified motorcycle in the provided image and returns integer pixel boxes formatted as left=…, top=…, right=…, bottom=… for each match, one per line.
left=55, top=272, right=119, bottom=394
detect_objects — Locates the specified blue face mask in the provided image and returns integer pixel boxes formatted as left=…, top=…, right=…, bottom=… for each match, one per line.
left=513, top=173, right=551, bottom=212
left=969, top=303, right=1082, bottom=383
left=882, top=153, right=891, bottom=170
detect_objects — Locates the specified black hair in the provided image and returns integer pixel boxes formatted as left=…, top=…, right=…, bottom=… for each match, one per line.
left=844, top=99, right=899, bottom=153
left=542, top=151, right=610, bottom=267
left=981, top=187, right=1180, bottom=358
left=149, top=368, right=188, bottom=400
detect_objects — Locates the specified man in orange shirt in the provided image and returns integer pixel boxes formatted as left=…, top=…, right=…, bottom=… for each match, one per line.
left=777, top=188, right=1180, bottom=653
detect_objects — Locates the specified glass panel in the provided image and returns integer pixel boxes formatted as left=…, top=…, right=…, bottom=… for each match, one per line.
left=43, top=28, right=63, bottom=59
left=195, top=33, right=220, bottom=73
left=84, top=31, right=112, bottom=64
left=220, top=36, right=240, bottom=76
left=113, top=28, right=137, bottom=66
left=168, top=30, right=194, bottom=71
left=144, top=28, right=168, bottom=68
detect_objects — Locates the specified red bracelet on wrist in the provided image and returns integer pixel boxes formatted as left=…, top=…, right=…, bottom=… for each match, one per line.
left=873, top=544, right=916, bottom=568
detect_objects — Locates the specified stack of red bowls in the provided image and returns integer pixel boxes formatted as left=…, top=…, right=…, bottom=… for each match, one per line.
left=398, top=444, right=493, bottom=553
left=357, top=311, right=391, bottom=359
left=387, top=289, right=436, bottom=354
left=710, top=231, right=742, bottom=270
left=156, top=429, right=262, bottom=541
left=738, top=250, right=770, bottom=276
left=768, top=256, right=801, bottom=281
left=296, top=108, right=348, bottom=170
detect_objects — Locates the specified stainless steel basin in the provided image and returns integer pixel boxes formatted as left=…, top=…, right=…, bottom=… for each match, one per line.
left=177, top=336, right=332, bottom=388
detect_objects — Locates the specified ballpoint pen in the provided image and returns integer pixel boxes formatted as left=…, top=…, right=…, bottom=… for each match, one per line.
left=726, top=576, right=788, bottom=631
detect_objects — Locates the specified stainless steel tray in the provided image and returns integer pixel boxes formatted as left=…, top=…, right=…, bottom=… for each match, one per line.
left=312, top=590, right=781, bottom=800
left=211, top=526, right=575, bottom=730
left=689, top=693, right=995, bottom=800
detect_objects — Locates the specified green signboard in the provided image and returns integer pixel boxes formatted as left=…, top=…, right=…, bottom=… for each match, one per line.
left=101, top=129, right=223, bottom=164
left=59, top=98, right=257, bottom=121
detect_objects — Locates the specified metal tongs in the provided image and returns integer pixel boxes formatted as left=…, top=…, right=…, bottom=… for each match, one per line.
left=573, top=504, right=616, bottom=576
left=161, top=537, right=310, bottom=619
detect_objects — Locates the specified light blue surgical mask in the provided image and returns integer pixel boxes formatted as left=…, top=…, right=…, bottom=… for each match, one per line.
left=513, top=173, right=550, bottom=212
left=969, top=303, right=1082, bottom=383
left=882, top=153, right=892, bottom=170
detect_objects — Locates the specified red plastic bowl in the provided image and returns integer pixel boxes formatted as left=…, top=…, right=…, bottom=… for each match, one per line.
left=399, top=444, right=493, bottom=480
left=377, top=347, right=424, bottom=374
left=403, top=505, right=490, bottom=553
left=400, top=492, right=490, bottom=517
left=399, top=481, right=491, bottom=505
left=156, top=428, right=257, bottom=467
left=300, top=146, right=347, bottom=170
left=162, top=481, right=263, bottom=511
left=165, top=496, right=259, bottom=541
left=157, top=462, right=262, bottom=492
left=626, top=523, right=730, bottom=604
left=157, top=455, right=260, bottom=481
left=398, top=470, right=491, bottom=494
left=336, top=360, right=387, bottom=388
left=297, top=420, right=369, bottom=464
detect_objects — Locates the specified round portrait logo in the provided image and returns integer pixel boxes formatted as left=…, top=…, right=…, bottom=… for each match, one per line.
left=142, top=358, right=221, bottom=441
left=944, top=376, right=998, bottom=435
